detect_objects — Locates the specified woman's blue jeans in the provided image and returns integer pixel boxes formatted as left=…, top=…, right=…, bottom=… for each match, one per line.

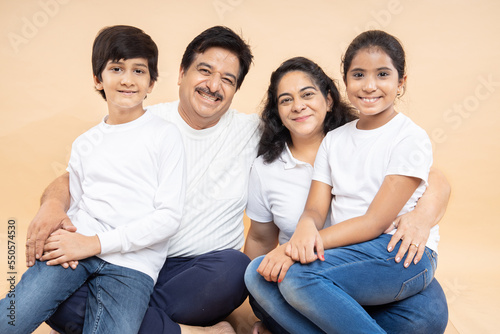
left=245, top=234, right=446, bottom=334
left=0, top=256, right=153, bottom=334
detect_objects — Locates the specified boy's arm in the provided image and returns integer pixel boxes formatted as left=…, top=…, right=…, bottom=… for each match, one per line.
left=26, top=172, right=75, bottom=267
left=387, top=167, right=451, bottom=265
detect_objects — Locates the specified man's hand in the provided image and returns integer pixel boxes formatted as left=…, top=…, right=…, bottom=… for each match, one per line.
left=41, top=230, right=101, bottom=265
left=257, top=244, right=295, bottom=283
left=26, top=200, right=76, bottom=267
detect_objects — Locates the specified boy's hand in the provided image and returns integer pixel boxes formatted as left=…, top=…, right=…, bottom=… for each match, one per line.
left=26, top=200, right=76, bottom=267
left=286, top=220, right=325, bottom=264
left=41, top=230, right=101, bottom=265
left=257, top=244, right=295, bottom=283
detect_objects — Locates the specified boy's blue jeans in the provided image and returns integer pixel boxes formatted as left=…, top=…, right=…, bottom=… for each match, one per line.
left=0, top=256, right=153, bottom=334
left=245, top=234, right=447, bottom=334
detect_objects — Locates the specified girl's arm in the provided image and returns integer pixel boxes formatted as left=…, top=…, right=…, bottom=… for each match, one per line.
left=287, top=175, right=421, bottom=265
left=244, top=220, right=280, bottom=260
left=387, top=167, right=451, bottom=265
left=285, top=180, right=332, bottom=263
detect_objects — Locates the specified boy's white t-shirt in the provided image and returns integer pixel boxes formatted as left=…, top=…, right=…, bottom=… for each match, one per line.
left=67, top=111, right=186, bottom=282
left=313, top=113, right=439, bottom=252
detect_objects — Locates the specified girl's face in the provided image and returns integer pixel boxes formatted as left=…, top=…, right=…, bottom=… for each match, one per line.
left=345, top=47, right=406, bottom=129
left=277, top=71, right=332, bottom=143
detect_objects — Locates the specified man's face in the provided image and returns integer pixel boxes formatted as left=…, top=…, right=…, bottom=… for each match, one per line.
left=177, top=47, right=240, bottom=129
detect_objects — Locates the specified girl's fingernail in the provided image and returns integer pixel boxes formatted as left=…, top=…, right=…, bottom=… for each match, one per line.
left=388, top=246, right=393, bottom=252
left=278, top=279, right=282, bottom=283
left=396, top=257, right=401, bottom=262
left=404, top=262, right=409, bottom=268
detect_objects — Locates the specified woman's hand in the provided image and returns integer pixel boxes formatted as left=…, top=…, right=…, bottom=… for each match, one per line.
left=41, top=229, right=101, bottom=266
left=257, top=244, right=295, bottom=283
left=285, top=219, right=325, bottom=264
left=386, top=209, right=432, bottom=268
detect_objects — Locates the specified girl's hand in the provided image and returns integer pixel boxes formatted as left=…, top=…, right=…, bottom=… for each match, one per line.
left=386, top=209, right=431, bottom=268
left=41, top=229, right=101, bottom=265
left=286, top=220, right=325, bottom=264
left=257, top=244, right=295, bottom=283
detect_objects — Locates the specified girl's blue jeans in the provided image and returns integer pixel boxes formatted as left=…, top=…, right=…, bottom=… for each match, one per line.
left=245, top=234, right=447, bottom=334
left=0, top=256, right=153, bottom=334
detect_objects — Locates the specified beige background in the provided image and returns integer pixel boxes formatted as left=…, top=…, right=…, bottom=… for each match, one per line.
left=1, top=0, right=499, bottom=333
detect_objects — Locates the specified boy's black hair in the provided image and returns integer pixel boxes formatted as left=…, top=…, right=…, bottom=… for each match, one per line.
left=180, top=26, right=253, bottom=90
left=92, top=25, right=159, bottom=100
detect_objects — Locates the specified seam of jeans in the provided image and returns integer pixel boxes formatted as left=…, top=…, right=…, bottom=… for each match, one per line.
left=90, top=275, right=104, bottom=334
left=394, top=268, right=428, bottom=301
left=423, top=248, right=438, bottom=275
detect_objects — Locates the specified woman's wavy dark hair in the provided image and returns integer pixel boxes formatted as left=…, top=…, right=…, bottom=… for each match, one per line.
left=258, top=57, right=356, bottom=163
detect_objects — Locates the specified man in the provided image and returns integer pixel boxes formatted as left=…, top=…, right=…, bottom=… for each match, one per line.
left=30, top=26, right=258, bottom=334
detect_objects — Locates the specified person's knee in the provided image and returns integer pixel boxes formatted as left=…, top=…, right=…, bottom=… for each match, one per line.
left=276, top=264, right=303, bottom=305
left=222, top=249, right=251, bottom=273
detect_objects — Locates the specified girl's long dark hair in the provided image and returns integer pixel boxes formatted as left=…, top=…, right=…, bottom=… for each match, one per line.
left=258, top=57, right=356, bottom=163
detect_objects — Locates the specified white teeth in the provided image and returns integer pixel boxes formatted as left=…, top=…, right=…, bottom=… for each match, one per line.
left=362, top=97, right=378, bottom=103
left=199, top=91, right=218, bottom=101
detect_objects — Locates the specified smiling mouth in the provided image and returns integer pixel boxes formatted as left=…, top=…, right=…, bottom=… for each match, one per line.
left=360, top=97, right=380, bottom=103
left=293, top=115, right=311, bottom=122
left=119, top=90, right=137, bottom=95
left=196, top=88, right=223, bottom=102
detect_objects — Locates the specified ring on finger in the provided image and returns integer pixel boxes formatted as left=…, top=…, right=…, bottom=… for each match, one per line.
left=410, top=243, right=419, bottom=248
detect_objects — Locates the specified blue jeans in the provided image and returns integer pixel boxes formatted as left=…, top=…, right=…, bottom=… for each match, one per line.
left=0, top=257, right=153, bottom=334
left=245, top=234, right=446, bottom=334
left=47, top=249, right=250, bottom=334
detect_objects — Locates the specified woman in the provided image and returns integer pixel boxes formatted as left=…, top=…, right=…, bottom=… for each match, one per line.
left=244, top=56, right=449, bottom=333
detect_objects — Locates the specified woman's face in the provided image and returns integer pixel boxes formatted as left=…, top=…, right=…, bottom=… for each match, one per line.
left=277, top=71, right=332, bottom=143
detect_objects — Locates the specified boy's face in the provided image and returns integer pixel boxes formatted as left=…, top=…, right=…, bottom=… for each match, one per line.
left=177, top=47, right=240, bottom=129
left=94, top=58, right=154, bottom=120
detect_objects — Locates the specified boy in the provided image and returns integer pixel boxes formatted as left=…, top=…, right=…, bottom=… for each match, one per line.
left=0, top=25, right=186, bottom=334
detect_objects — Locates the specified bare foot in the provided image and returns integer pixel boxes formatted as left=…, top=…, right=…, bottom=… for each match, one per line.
left=180, top=321, right=236, bottom=334
left=251, top=321, right=272, bottom=334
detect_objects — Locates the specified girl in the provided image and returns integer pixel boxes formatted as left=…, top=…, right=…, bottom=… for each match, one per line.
left=283, top=30, right=439, bottom=333
left=245, top=34, right=447, bottom=334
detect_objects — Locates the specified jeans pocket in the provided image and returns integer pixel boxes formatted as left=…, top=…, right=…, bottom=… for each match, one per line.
left=394, top=269, right=428, bottom=301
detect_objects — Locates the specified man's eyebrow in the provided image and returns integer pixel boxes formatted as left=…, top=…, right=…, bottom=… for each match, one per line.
left=197, top=62, right=237, bottom=81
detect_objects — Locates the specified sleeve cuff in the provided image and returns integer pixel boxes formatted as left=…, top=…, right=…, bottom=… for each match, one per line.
left=97, top=229, right=122, bottom=254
